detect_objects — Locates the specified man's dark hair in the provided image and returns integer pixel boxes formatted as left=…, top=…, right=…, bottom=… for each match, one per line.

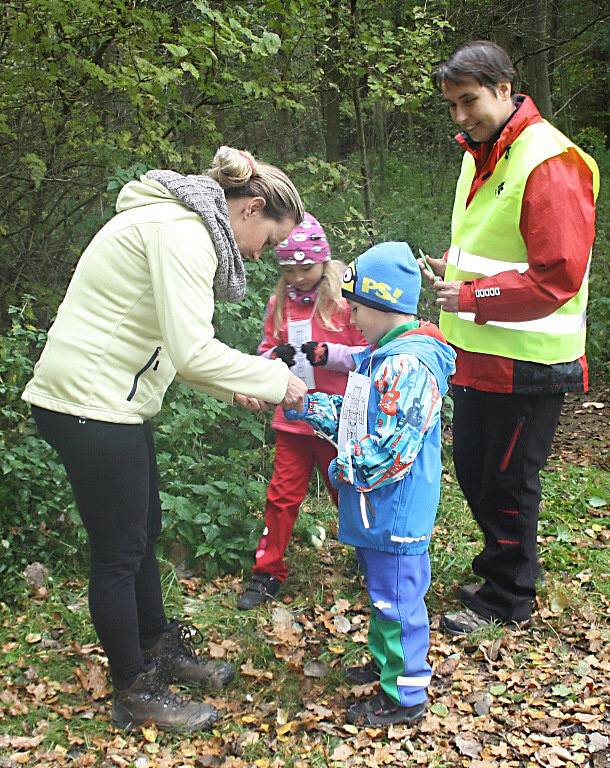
left=432, top=40, right=517, bottom=92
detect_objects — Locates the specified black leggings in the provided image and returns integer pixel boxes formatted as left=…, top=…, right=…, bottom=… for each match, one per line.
left=32, top=406, right=167, bottom=689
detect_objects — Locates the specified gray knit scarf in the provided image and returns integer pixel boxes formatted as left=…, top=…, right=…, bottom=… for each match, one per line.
left=146, top=170, right=246, bottom=302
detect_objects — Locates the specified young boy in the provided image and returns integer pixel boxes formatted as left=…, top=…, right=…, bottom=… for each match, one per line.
left=286, top=242, right=455, bottom=726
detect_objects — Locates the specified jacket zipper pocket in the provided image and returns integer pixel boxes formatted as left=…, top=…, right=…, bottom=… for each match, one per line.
left=127, top=346, right=161, bottom=402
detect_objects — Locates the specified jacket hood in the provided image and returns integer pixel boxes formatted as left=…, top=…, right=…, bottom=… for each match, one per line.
left=115, top=175, right=178, bottom=213
left=355, top=327, right=456, bottom=396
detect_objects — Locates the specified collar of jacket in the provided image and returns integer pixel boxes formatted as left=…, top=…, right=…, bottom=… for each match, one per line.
left=377, top=320, right=420, bottom=348
left=453, top=95, right=544, bottom=207
left=370, top=320, right=447, bottom=354
left=455, top=95, right=542, bottom=170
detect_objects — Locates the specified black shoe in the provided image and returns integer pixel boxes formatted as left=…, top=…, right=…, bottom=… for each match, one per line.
left=345, top=659, right=381, bottom=684
left=346, top=691, right=426, bottom=726
left=144, top=620, right=234, bottom=690
left=457, top=581, right=539, bottom=622
left=457, top=582, right=482, bottom=608
left=112, top=660, right=217, bottom=733
left=440, top=607, right=532, bottom=636
left=236, top=573, right=281, bottom=610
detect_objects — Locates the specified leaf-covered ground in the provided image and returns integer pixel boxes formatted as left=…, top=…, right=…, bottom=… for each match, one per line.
left=1, top=391, right=608, bottom=768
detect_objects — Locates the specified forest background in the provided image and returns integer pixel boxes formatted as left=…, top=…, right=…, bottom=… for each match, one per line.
left=0, top=2, right=609, bottom=764
left=0, top=0, right=608, bottom=589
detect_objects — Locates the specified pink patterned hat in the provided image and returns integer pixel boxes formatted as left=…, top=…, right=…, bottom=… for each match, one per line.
left=275, top=212, right=331, bottom=265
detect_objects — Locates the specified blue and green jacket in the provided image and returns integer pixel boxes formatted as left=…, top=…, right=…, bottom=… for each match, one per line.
left=287, top=323, right=455, bottom=554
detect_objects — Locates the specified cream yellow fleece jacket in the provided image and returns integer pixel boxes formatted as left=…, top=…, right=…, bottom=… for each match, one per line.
left=22, top=176, right=289, bottom=423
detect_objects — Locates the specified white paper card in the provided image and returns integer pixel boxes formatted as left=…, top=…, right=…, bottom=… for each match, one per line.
left=338, top=370, right=370, bottom=449
left=287, top=318, right=315, bottom=389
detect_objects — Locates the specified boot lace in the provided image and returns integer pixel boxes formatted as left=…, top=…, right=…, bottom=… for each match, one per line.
left=143, top=657, right=189, bottom=710
left=166, top=621, right=204, bottom=662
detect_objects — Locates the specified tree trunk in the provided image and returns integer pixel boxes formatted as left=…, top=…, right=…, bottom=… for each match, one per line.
left=352, top=80, right=373, bottom=229
left=349, top=0, right=373, bottom=236
left=322, top=5, right=341, bottom=162
left=524, top=0, right=553, bottom=117
left=322, top=87, right=341, bottom=162
left=374, top=101, right=387, bottom=180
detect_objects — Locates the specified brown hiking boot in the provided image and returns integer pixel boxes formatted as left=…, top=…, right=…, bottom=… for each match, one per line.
left=144, top=620, right=234, bottom=690
left=111, top=660, right=217, bottom=732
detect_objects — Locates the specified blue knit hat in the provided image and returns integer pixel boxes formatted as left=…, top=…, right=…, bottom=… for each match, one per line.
left=341, top=242, right=421, bottom=314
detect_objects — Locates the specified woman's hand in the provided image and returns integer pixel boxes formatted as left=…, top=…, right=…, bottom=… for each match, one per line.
left=417, top=254, right=446, bottom=283
left=234, top=394, right=271, bottom=412
left=280, top=371, right=307, bottom=412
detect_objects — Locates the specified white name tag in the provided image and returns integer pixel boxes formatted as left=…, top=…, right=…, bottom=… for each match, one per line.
left=338, top=370, right=370, bottom=450
left=287, top=319, right=315, bottom=390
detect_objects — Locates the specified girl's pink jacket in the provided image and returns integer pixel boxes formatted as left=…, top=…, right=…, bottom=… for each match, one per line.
left=258, top=294, right=367, bottom=435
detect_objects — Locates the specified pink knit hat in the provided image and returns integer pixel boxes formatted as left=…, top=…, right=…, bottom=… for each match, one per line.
left=275, top=212, right=330, bottom=265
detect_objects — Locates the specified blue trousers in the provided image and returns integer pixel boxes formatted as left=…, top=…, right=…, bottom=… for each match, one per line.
left=357, top=548, right=431, bottom=707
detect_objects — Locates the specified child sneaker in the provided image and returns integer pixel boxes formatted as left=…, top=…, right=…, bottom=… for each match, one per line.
left=346, top=691, right=426, bottom=726
left=344, top=659, right=381, bottom=684
left=236, top=573, right=280, bottom=610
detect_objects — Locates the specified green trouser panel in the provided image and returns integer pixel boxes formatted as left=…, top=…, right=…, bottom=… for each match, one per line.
left=368, top=604, right=405, bottom=704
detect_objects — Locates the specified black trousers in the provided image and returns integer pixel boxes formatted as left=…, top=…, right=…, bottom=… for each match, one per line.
left=32, top=406, right=167, bottom=689
left=452, top=387, right=564, bottom=622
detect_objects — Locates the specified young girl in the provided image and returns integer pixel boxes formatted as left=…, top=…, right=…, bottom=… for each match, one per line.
left=237, top=213, right=367, bottom=609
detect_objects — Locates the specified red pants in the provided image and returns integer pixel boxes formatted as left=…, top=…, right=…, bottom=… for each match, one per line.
left=252, top=430, right=338, bottom=582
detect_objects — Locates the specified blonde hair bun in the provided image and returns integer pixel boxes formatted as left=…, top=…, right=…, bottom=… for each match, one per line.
left=208, top=146, right=257, bottom=188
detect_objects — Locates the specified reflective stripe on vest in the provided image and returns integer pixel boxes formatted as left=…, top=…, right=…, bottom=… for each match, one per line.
left=448, top=245, right=588, bottom=336
left=448, top=244, right=529, bottom=276
left=441, top=120, right=599, bottom=365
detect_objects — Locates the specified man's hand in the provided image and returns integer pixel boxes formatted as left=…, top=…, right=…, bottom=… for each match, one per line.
left=280, top=371, right=307, bottom=411
left=433, top=280, right=462, bottom=313
left=234, top=394, right=271, bottom=412
left=272, top=343, right=297, bottom=367
left=417, top=254, right=446, bottom=283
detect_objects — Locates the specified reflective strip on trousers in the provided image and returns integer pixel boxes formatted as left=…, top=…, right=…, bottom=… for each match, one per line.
left=396, top=674, right=432, bottom=688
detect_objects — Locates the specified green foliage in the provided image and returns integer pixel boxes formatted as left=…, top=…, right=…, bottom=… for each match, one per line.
left=154, top=385, right=270, bottom=577
left=332, top=3, right=450, bottom=112
left=0, top=299, right=81, bottom=592
left=586, top=146, right=610, bottom=378
left=0, top=0, right=316, bottom=312
left=574, top=126, right=608, bottom=154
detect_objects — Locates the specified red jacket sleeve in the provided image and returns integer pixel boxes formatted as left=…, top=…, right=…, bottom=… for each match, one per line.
left=458, top=148, right=596, bottom=323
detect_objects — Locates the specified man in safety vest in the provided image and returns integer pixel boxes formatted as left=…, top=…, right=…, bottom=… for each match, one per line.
left=420, top=40, right=599, bottom=635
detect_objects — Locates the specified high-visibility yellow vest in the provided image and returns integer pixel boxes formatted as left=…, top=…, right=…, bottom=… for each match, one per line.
left=441, top=120, right=599, bottom=364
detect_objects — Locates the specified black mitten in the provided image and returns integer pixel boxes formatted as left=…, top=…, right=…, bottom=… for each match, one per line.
left=301, top=341, right=328, bottom=367
left=272, top=343, right=297, bottom=367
